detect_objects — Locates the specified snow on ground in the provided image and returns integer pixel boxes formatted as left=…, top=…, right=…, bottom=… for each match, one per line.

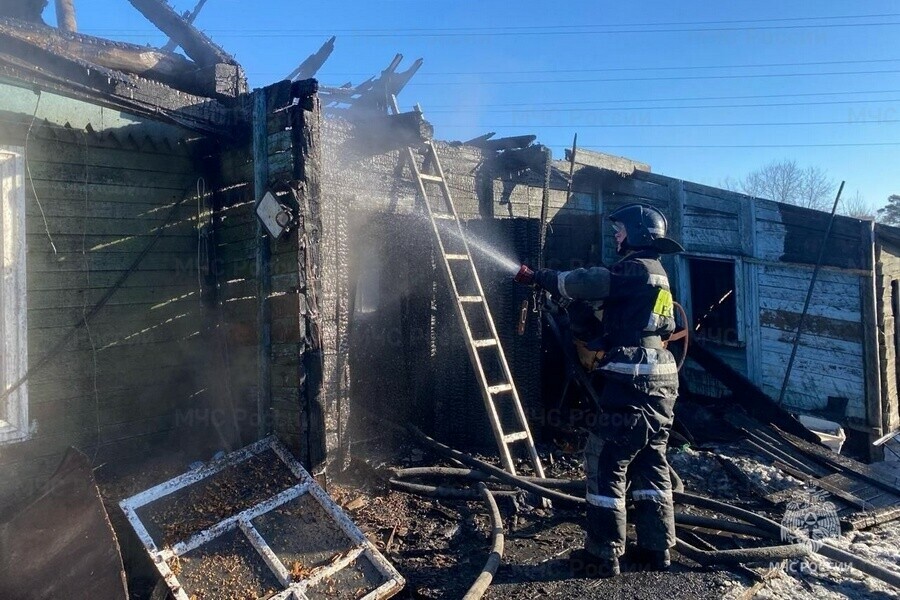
left=673, top=445, right=900, bottom=599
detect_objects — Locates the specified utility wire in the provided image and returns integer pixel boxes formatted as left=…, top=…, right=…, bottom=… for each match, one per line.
left=421, top=88, right=900, bottom=109
left=550, top=142, right=900, bottom=149
left=434, top=118, right=900, bottom=129
left=425, top=97, right=900, bottom=114
left=250, top=57, right=900, bottom=78
left=404, top=68, right=900, bottom=87
left=81, top=16, right=900, bottom=38
left=82, top=12, right=900, bottom=35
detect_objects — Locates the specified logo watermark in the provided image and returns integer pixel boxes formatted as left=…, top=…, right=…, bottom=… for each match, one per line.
left=779, top=486, right=850, bottom=574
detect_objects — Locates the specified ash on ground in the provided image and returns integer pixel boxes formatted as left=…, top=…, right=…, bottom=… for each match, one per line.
left=332, top=437, right=900, bottom=599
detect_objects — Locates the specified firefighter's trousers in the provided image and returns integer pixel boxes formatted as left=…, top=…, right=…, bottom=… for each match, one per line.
left=583, top=380, right=677, bottom=558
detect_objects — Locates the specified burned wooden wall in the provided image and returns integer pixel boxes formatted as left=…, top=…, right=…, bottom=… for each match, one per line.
left=215, top=80, right=326, bottom=468
left=316, top=115, right=559, bottom=452
left=574, top=167, right=893, bottom=442
left=0, top=84, right=231, bottom=509
left=875, top=227, right=900, bottom=434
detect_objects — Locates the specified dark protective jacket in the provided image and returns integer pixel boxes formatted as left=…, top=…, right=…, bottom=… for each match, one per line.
left=540, top=250, right=680, bottom=555
left=540, top=250, right=679, bottom=404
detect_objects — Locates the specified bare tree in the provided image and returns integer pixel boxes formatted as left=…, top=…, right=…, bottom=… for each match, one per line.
left=798, top=166, right=835, bottom=211
left=734, top=159, right=835, bottom=210
left=840, top=190, right=875, bottom=220
left=878, top=194, right=900, bottom=225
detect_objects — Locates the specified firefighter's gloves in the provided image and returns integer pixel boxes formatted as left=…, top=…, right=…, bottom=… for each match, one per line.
left=533, top=269, right=559, bottom=294
left=514, top=265, right=562, bottom=296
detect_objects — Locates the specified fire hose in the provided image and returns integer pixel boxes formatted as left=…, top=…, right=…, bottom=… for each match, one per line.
left=390, top=423, right=900, bottom=591
left=462, top=483, right=504, bottom=600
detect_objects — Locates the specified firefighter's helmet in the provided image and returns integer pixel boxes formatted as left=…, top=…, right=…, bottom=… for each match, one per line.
left=609, top=203, right=684, bottom=254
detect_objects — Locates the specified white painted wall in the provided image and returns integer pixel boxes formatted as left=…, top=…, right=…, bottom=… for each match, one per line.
left=0, top=146, right=30, bottom=445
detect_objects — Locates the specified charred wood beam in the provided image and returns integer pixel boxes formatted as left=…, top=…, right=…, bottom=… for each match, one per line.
left=160, top=0, right=207, bottom=52
left=489, top=144, right=546, bottom=175
left=288, top=35, right=335, bottom=81
left=127, top=0, right=235, bottom=67
left=687, top=341, right=821, bottom=444
left=0, top=17, right=195, bottom=86
left=387, top=58, right=422, bottom=96
left=0, top=0, right=46, bottom=22
left=462, top=132, right=496, bottom=145
left=0, top=16, right=240, bottom=98
left=474, top=134, right=537, bottom=152
left=348, top=110, right=434, bottom=156
left=54, top=0, right=75, bottom=31
left=343, top=55, right=423, bottom=112
left=0, top=50, right=240, bottom=136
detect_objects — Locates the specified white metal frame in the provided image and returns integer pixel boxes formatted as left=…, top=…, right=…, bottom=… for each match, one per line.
left=120, top=437, right=404, bottom=600
left=0, top=147, right=29, bottom=445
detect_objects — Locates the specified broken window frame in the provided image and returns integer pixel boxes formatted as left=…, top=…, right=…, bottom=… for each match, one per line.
left=0, top=147, right=29, bottom=445
left=678, top=253, right=745, bottom=347
left=120, top=437, right=404, bottom=600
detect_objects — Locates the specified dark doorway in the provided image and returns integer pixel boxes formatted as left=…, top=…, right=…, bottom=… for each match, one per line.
left=687, top=258, right=739, bottom=346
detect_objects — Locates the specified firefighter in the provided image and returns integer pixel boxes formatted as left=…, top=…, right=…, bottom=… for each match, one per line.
left=516, top=203, right=683, bottom=577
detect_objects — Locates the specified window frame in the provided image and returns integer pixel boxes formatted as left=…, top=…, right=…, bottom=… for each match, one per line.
left=677, top=253, right=745, bottom=347
left=0, top=146, right=29, bottom=445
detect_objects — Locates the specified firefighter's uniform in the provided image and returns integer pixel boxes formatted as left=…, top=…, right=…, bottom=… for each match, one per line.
left=538, top=250, right=678, bottom=559
left=519, top=202, right=683, bottom=574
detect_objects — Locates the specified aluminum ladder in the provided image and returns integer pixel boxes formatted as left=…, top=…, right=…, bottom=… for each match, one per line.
left=390, top=98, right=547, bottom=480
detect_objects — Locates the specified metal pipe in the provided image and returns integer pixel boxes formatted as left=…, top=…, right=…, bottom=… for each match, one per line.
left=777, top=181, right=845, bottom=405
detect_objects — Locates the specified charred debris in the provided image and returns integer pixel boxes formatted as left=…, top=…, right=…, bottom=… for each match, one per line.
left=1, top=2, right=900, bottom=599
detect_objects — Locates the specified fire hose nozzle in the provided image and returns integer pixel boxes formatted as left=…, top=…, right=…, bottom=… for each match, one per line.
left=514, top=264, right=535, bottom=285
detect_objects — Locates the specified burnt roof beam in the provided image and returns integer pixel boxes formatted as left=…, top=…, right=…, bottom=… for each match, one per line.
left=160, top=0, right=208, bottom=53
left=54, top=0, right=76, bottom=31
left=0, top=16, right=219, bottom=92
left=288, top=35, right=335, bottom=81
left=126, top=0, right=237, bottom=68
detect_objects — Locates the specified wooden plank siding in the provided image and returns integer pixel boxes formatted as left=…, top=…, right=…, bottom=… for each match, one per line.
left=875, top=232, right=900, bottom=433
left=587, top=168, right=884, bottom=434
left=0, top=113, right=236, bottom=509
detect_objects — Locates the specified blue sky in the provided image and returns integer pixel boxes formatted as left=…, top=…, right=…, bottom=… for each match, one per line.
left=58, top=1, right=900, bottom=213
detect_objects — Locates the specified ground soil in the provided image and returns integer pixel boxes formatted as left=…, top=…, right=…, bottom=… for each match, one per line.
left=97, top=427, right=900, bottom=599
left=327, top=443, right=746, bottom=599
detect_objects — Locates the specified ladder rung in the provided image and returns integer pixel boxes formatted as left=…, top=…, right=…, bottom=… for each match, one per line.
left=459, top=296, right=483, bottom=303
left=488, top=383, right=513, bottom=395
left=446, top=254, right=469, bottom=261
left=433, top=213, right=456, bottom=220
left=473, top=338, right=498, bottom=348
left=503, top=431, right=529, bottom=444
left=420, top=173, right=444, bottom=183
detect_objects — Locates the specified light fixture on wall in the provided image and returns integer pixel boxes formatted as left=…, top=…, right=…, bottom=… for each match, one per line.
left=256, top=189, right=297, bottom=239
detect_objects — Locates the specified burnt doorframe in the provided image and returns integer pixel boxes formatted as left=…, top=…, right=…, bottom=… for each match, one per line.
left=675, top=252, right=746, bottom=348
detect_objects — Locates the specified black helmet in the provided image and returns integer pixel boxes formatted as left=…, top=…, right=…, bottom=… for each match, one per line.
left=608, top=203, right=684, bottom=254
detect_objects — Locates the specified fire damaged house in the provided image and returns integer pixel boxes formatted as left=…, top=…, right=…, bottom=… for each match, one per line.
left=2, top=2, right=900, bottom=599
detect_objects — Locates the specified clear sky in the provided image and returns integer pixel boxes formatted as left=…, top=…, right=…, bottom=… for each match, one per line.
left=57, top=1, right=900, bottom=213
